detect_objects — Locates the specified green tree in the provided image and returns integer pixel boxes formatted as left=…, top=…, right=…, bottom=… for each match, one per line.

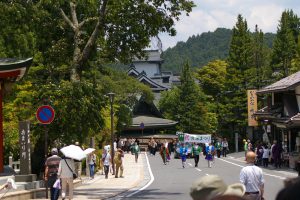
left=159, top=63, right=217, bottom=133
left=195, top=60, right=227, bottom=133
left=291, top=35, right=300, bottom=73
left=271, top=10, right=300, bottom=79
left=224, top=14, right=252, bottom=135
left=0, top=1, right=36, bottom=57
left=195, top=60, right=227, bottom=97
left=37, top=0, right=195, bottom=81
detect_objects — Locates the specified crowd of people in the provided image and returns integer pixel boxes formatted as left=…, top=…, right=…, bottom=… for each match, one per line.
left=42, top=136, right=295, bottom=200
left=43, top=138, right=142, bottom=200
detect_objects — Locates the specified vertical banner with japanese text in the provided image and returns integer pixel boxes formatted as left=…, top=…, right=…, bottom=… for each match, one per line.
left=19, top=120, right=31, bottom=175
left=247, top=90, right=258, bottom=126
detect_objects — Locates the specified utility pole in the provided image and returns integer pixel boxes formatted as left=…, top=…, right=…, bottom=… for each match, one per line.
left=108, top=92, right=115, bottom=175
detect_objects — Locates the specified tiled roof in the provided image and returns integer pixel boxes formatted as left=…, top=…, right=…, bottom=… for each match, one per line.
left=131, top=115, right=177, bottom=128
left=257, top=71, right=300, bottom=94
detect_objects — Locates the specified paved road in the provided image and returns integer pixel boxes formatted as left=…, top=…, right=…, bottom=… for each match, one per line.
left=127, top=152, right=297, bottom=200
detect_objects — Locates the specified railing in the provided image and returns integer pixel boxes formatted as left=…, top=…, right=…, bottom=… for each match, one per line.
left=9, top=156, right=20, bottom=173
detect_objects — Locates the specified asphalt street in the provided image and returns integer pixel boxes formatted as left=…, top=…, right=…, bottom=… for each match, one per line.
left=127, top=152, right=298, bottom=200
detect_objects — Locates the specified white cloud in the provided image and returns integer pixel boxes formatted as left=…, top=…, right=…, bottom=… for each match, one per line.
left=160, top=0, right=300, bottom=49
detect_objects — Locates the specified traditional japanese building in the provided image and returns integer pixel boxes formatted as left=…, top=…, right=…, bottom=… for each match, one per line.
left=255, top=71, right=300, bottom=168
left=123, top=50, right=178, bottom=138
left=0, top=58, right=33, bottom=173
left=127, top=50, right=180, bottom=102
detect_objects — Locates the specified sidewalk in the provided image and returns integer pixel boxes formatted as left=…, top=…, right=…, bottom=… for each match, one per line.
left=0, top=153, right=148, bottom=200
left=72, top=152, right=147, bottom=200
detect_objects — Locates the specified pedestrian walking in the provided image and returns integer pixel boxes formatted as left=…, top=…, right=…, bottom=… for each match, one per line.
left=58, top=156, right=76, bottom=200
left=205, top=143, right=215, bottom=168
left=192, top=143, right=202, bottom=167
left=221, top=138, right=229, bottom=157
left=243, top=139, right=248, bottom=160
left=256, top=142, right=263, bottom=166
left=247, top=140, right=253, bottom=152
left=262, top=144, right=270, bottom=168
left=87, top=152, right=96, bottom=179
left=272, top=140, right=283, bottom=168
left=215, top=140, right=222, bottom=158
left=160, top=143, right=169, bottom=165
left=102, top=149, right=111, bottom=179
left=168, top=139, right=174, bottom=156
left=44, top=148, right=61, bottom=200
left=180, top=143, right=188, bottom=168
left=132, top=142, right=140, bottom=163
left=240, top=151, right=265, bottom=200
left=114, top=148, right=124, bottom=178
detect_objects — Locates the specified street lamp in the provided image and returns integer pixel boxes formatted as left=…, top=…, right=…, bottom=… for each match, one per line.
left=107, top=92, right=115, bottom=175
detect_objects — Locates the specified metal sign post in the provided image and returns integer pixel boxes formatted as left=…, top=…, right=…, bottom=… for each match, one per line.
left=36, top=105, right=55, bottom=199
left=140, top=122, right=144, bottom=138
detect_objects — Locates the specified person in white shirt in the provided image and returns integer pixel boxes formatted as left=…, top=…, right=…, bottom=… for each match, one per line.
left=102, top=149, right=111, bottom=179
left=221, top=138, right=229, bottom=157
left=58, top=157, right=75, bottom=200
left=240, top=151, right=264, bottom=200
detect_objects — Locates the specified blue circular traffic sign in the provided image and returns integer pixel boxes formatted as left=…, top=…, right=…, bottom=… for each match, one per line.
left=36, top=105, right=55, bottom=124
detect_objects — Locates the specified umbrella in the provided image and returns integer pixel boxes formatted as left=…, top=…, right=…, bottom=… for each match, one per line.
left=7, top=178, right=17, bottom=190
left=84, top=148, right=95, bottom=155
left=60, top=145, right=86, bottom=161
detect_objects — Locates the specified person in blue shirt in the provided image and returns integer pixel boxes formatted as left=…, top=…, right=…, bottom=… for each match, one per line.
left=180, top=143, right=188, bottom=168
left=205, top=143, right=215, bottom=168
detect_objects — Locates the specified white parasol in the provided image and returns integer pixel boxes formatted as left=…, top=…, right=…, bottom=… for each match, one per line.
left=84, top=148, right=96, bottom=155
left=6, top=178, right=17, bottom=190
left=60, top=145, right=86, bottom=161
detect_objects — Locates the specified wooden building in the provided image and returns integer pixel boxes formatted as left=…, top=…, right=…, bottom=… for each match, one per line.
left=255, top=71, right=300, bottom=168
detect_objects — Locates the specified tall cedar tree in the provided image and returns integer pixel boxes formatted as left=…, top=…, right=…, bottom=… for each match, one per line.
left=224, top=14, right=252, bottom=132
left=177, top=63, right=208, bottom=133
left=271, top=10, right=300, bottom=79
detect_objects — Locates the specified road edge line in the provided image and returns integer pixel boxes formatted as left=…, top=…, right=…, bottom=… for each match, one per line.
left=125, top=152, right=154, bottom=197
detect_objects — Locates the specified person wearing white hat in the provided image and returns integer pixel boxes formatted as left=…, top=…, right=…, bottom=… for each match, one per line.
left=190, top=175, right=246, bottom=200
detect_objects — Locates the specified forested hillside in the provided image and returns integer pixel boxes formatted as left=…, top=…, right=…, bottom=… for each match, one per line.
left=162, top=28, right=275, bottom=73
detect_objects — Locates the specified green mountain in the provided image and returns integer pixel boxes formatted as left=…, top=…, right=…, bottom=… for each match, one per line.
left=162, top=28, right=275, bottom=73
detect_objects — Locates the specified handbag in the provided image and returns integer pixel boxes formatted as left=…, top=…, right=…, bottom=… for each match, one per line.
left=64, top=159, right=77, bottom=179
left=53, top=179, right=61, bottom=189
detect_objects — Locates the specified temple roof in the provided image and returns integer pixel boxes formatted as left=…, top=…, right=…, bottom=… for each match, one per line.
left=126, top=115, right=177, bottom=130
left=257, top=71, right=300, bottom=94
left=0, top=58, right=33, bottom=81
left=137, top=73, right=169, bottom=91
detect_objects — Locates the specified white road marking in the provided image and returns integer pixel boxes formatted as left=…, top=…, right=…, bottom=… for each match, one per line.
left=125, top=152, right=155, bottom=197
left=196, top=168, right=202, bottom=172
left=219, top=158, right=286, bottom=180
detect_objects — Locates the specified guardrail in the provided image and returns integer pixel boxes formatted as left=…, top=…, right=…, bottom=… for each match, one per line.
left=8, top=156, right=20, bottom=173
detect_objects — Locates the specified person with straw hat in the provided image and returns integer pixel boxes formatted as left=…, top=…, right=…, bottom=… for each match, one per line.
left=190, top=175, right=246, bottom=200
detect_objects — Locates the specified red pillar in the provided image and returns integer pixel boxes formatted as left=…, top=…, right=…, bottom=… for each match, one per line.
left=0, top=81, right=3, bottom=173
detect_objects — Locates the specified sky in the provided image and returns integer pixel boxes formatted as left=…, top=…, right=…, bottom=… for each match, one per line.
left=159, top=0, right=300, bottom=50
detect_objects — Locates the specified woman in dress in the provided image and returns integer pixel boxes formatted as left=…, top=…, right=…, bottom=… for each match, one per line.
left=205, top=143, right=215, bottom=168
